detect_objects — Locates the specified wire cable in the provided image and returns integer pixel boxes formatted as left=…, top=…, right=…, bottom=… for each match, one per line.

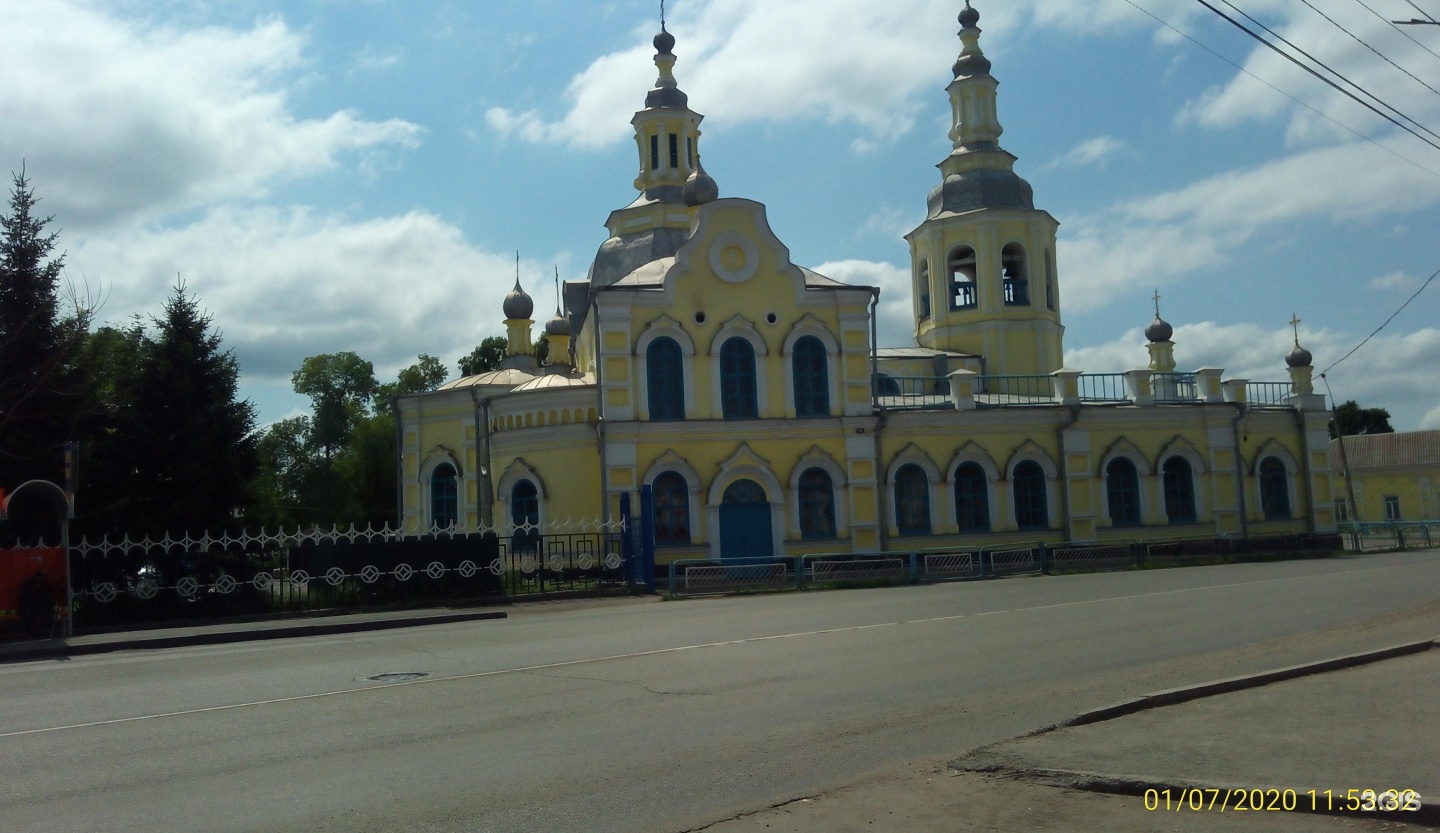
left=1117, top=0, right=1440, bottom=179
left=1297, top=0, right=1440, bottom=102
left=1196, top=0, right=1440, bottom=153
left=1351, top=0, right=1440, bottom=61
left=1401, top=0, right=1439, bottom=24
left=1320, top=264, right=1440, bottom=376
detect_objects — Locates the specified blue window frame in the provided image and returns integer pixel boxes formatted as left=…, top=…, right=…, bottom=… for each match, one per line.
left=430, top=463, right=458, bottom=530
left=895, top=464, right=931, bottom=536
left=792, top=336, right=829, bottom=418
left=954, top=462, right=990, bottom=533
left=654, top=472, right=691, bottom=546
left=1162, top=457, right=1197, bottom=524
left=1106, top=458, right=1141, bottom=527
left=1013, top=461, right=1048, bottom=531
left=1259, top=457, right=1290, bottom=520
left=799, top=468, right=837, bottom=540
left=720, top=338, right=758, bottom=420
left=647, top=337, right=685, bottom=421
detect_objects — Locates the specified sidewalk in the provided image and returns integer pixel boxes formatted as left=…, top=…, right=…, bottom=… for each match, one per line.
left=702, top=640, right=1440, bottom=832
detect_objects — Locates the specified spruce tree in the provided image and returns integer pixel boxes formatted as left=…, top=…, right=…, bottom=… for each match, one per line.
left=0, top=170, right=76, bottom=488
left=124, top=283, right=258, bottom=534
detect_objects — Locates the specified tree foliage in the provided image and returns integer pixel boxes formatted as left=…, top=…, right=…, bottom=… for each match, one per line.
left=292, top=352, right=376, bottom=458
left=458, top=336, right=507, bottom=377
left=0, top=170, right=87, bottom=487
left=1330, top=400, right=1394, bottom=439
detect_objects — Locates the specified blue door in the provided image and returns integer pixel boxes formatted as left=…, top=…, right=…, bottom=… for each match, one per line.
left=719, top=479, right=772, bottom=561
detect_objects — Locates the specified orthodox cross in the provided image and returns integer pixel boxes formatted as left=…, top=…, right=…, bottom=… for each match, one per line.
left=661, top=0, right=666, bottom=28
left=1152, top=289, right=1162, bottom=318
left=1290, top=313, right=1303, bottom=345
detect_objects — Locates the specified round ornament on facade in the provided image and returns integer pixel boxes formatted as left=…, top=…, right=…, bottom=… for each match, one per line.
left=710, top=232, right=760, bottom=283
left=694, top=311, right=707, bottom=324
left=766, top=313, right=778, bottom=325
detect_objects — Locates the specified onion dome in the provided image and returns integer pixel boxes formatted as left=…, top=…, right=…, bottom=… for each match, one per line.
left=545, top=307, right=571, bottom=337
left=1286, top=343, right=1313, bottom=368
left=654, top=25, right=676, bottom=56
left=503, top=277, right=533, bottom=320
left=645, top=25, right=689, bottom=109
left=682, top=156, right=719, bottom=206
left=1145, top=316, right=1173, bottom=344
left=953, top=3, right=992, bottom=77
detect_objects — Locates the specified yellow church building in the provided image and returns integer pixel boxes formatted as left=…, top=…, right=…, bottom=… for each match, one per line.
left=395, top=5, right=1336, bottom=565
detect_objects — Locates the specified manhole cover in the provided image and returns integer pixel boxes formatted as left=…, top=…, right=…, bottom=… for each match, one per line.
left=366, top=672, right=429, bottom=683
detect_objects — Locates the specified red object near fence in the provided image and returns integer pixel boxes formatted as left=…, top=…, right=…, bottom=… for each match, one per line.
left=1, top=548, right=67, bottom=622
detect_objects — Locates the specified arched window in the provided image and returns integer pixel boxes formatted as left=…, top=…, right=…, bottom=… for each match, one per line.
left=948, top=247, right=978, bottom=310
left=895, top=464, right=931, bottom=536
left=954, top=462, right=990, bottom=533
left=654, top=472, right=691, bottom=546
left=1259, top=457, right=1291, bottom=520
left=1106, top=458, right=1141, bottom=527
left=792, top=336, right=829, bottom=418
left=799, top=468, right=837, bottom=540
left=720, top=337, right=758, bottom=419
left=918, top=260, right=931, bottom=319
left=511, top=480, right=540, bottom=553
left=873, top=373, right=901, bottom=397
left=1002, top=244, right=1030, bottom=306
left=647, top=336, right=685, bottom=421
left=1013, top=461, right=1048, bottom=530
left=430, top=463, right=458, bottom=531
left=1162, top=457, right=1197, bottom=524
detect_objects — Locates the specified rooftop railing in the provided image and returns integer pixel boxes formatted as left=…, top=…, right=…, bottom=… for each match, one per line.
left=1246, top=381, right=1294, bottom=408
left=1077, top=373, right=1129, bottom=403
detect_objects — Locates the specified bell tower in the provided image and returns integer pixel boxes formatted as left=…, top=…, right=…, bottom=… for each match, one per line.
left=904, top=2, right=1064, bottom=376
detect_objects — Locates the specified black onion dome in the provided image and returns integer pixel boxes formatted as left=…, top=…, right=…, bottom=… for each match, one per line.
left=953, top=52, right=993, bottom=77
left=1286, top=344, right=1313, bottom=368
left=1146, top=317, right=1174, bottom=344
left=503, top=279, right=533, bottom=320
left=545, top=308, right=571, bottom=337
left=683, top=157, right=719, bottom=206
left=960, top=3, right=980, bottom=29
left=654, top=26, right=676, bottom=55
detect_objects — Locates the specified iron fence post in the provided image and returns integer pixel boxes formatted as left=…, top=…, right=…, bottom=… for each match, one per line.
left=640, top=484, right=656, bottom=592
left=619, top=493, right=634, bottom=586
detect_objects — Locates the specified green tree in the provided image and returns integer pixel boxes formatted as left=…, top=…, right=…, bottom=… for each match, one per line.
left=1330, top=400, right=1394, bottom=439
left=457, top=336, right=507, bottom=376
left=534, top=332, right=549, bottom=366
left=291, top=352, right=377, bottom=458
left=0, top=170, right=85, bottom=487
left=121, top=283, right=258, bottom=534
left=375, top=353, right=448, bottom=413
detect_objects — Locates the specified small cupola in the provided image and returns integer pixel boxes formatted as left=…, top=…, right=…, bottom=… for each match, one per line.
left=683, top=155, right=719, bottom=207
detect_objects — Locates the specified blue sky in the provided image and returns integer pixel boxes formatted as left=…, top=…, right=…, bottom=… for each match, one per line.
left=5, top=0, right=1440, bottom=428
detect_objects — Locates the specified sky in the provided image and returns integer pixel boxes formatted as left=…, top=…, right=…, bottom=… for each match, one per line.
left=4, top=0, right=1440, bottom=430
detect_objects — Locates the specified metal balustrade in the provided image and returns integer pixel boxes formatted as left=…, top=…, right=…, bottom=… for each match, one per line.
left=1078, top=373, right=1130, bottom=402
left=975, top=375, right=1055, bottom=406
left=1246, top=381, right=1294, bottom=408
left=1151, top=372, right=1198, bottom=403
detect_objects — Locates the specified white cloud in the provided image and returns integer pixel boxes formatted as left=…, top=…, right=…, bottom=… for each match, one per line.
left=856, top=204, right=920, bottom=241
left=1049, top=136, right=1126, bottom=168
left=70, top=207, right=537, bottom=385
left=1422, top=405, right=1440, bottom=430
left=1059, top=140, right=1440, bottom=311
left=811, top=259, right=913, bottom=347
left=1368, top=270, right=1420, bottom=291
left=0, top=0, right=421, bottom=230
left=1065, top=321, right=1440, bottom=430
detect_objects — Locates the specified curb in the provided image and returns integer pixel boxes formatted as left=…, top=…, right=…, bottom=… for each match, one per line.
left=1063, top=637, right=1438, bottom=727
left=0, top=610, right=508, bottom=663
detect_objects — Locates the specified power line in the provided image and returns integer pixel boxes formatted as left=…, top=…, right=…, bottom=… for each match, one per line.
left=1297, top=0, right=1440, bottom=102
left=1195, top=0, right=1440, bottom=153
left=1400, top=0, right=1438, bottom=23
left=1350, top=0, right=1440, bottom=59
left=1117, top=0, right=1440, bottom=180
left=1320, top=263, right=1440, bottom=376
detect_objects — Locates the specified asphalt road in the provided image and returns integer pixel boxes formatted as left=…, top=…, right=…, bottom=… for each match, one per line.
left=2, top=552, right=1438, bottom=833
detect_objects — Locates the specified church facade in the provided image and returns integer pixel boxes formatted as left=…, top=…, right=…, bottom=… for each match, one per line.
left=395, top=5, right=1336, bottom=563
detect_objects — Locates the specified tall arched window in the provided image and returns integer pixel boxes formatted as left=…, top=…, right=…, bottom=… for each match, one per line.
left=918, top=260, right=931, bottom=319
left=792, top=336, right=829, bottom=418
left=895, top=464, right=931, bottom=536
left=654, top=472, right=691, bottom=546
left=1002, top=243, right=1030, bottom=306
left=430, top=463, right=458, bottom=531
left=1162, top=457, right=1197, bottom=524
left=954, top=462, right=990, bottom=533
left=1013, top=461, right=1048, bottom=530
left=948, top=246, right=978, bottom=310
left=1045, top=249, right=1057, bottom=312
left=511, top=480, right=540, bottom=552
left=647, top=336, right=685, bottom=421
left=1259, top=457, right=1291, bottom=520
left=799, top=468, right=837, bottom=540
left=720, top=338, right=758, bottom=419
left=1106, top=458, right=1141, bottom=527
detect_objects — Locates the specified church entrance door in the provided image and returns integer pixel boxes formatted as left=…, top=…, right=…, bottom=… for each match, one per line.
left=718, top=479, right=772, bottom=561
